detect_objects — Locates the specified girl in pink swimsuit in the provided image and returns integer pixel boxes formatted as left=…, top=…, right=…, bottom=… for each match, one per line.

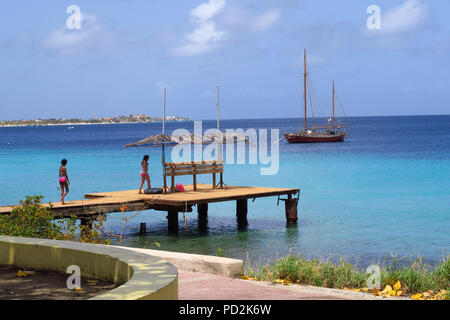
left=138, top=155, right=151, bottom=194
left=59, top=159, right=70, bottom=204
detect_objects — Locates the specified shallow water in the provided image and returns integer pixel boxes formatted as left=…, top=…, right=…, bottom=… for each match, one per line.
left=1, top=116, right=449, bottom=266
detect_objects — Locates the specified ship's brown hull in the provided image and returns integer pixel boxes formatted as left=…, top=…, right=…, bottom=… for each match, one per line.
left=284, top=132, right=346, bottom=143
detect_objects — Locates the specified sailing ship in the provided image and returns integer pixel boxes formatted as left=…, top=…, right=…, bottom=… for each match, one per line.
left=284, top=50, right=348, bottom=143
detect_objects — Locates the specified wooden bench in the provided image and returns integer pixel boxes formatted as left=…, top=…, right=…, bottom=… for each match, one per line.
left=163, top=160, right=224, bottom=192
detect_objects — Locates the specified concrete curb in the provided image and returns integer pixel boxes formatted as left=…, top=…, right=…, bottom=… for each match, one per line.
left=118, top=247, right=244, bottom=278
left=0, top=236, right=178, bottom=300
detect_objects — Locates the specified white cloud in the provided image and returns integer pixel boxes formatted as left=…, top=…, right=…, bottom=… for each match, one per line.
left=251, top=9, right=281, bottom=31
left=190, top=0, right=226, bottom=23
left=172, top=1, right=282, bottom=57
left=383, top=0, right=428, bottom=34
left=366, top=0, right=428, bottom=36
left=173, top=21, right=225, bottom=56
left=43, top=14, right=113, bottom=54
left=173, top=0, right=227, bottom=56
left=186, top=21, right=225, bottom=44
left=172, top=43, right=213, bottom=56
left=218, top=5, right=282, bottom=33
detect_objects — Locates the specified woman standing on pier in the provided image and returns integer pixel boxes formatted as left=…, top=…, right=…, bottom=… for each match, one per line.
left=59, top=159, right=70, bottom=204
left=138, top=155, right=151, bottom=194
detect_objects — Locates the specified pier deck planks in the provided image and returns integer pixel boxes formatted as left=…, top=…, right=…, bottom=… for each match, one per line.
left=0, top=184, right=299, bottom=218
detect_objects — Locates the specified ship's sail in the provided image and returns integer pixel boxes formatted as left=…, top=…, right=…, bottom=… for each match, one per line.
left=284, top=50, right=349, bottom=143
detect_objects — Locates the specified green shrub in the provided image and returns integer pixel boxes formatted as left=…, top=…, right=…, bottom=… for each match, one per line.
left=216, top=247, right=224, bottom=257
left=246, top=255, right=366, bottom=288
left=245, top=254, right=450, bottom=295
left=0, top=195, right=108, bottom=244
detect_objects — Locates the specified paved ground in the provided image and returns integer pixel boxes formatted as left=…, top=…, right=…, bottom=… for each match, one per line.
left=0, top=265, right=117, bottom=300
left=124, top=246, right=396, bottom=300
left=178, top=270, right=382, bottom=300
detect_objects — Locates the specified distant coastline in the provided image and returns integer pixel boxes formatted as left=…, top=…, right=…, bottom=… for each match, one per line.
left=0, top=114, right=190, bottom=128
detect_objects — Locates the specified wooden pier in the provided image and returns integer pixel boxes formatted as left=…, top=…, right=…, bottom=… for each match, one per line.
left=0, top=184, right=300, bottom=231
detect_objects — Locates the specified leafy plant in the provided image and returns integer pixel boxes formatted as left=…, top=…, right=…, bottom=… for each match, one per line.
left=216, top=247, right=224, bottom=257
left=0, top=195, right=108, bottom=244
left=245, top=253, right=450, bottom=297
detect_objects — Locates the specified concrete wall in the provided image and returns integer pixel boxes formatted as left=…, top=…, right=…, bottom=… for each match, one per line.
left=121, top=247, right=244, bottom=278
left=0, top=236, right=178, bottom=300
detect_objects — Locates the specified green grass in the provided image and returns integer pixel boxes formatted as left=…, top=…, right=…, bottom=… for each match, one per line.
left=245, top=254, right=450, bottom=294
left=216, top=247, right=224, bottom=257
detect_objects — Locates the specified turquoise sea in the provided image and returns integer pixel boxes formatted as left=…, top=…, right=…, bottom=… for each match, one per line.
left=0, top=116, right=449, bottom=267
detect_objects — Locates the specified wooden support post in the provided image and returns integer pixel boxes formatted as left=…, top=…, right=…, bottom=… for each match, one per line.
left=139, top=222, right=147, bottom=235
left=236, top=199, right=248, bottom=217
left=197, top=203, right=208, bottom=233
left=167, top=209, right=179, bottom=232
left=285, top=194, right=299, bottom=225
left=171, top=176, right=175, bottom=193
left=213, top=173, right=216, bottom=189
left=193, top=174, right=197, bottom=191
left=163, top=175, right=168, bottom=194
left=236, top=199, right=248, bottom=230
left=197, top=203, right=208, bottom=217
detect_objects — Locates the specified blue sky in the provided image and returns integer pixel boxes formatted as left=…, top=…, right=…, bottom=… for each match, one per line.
left=0, top=0, right=449, bottom=120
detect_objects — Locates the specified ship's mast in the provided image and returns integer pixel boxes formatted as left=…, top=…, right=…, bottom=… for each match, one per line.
left=304, top=49, right=307, bottom=131
left=332, top=80, right=335, bottom=132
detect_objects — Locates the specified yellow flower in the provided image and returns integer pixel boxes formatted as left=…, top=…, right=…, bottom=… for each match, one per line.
left=396, top=290, right=403, bottom=296
left=16, top=270, right=35, bottom=277
left=388, top=290, right=396, bottom=296
left=411, top=293, right=423, bottom=300
left=16, top=270, right=27, bottom=277
left=382, top=285, right=393, bottom=294
left=393, top=281, right=401, bottom=291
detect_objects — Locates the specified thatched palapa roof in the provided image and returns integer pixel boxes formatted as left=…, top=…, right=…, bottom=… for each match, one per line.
left=125, top=132, right=249, bottom=148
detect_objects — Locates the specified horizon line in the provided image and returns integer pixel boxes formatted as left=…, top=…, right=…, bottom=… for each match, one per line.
left=2, top=113, right=449, bottom=124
